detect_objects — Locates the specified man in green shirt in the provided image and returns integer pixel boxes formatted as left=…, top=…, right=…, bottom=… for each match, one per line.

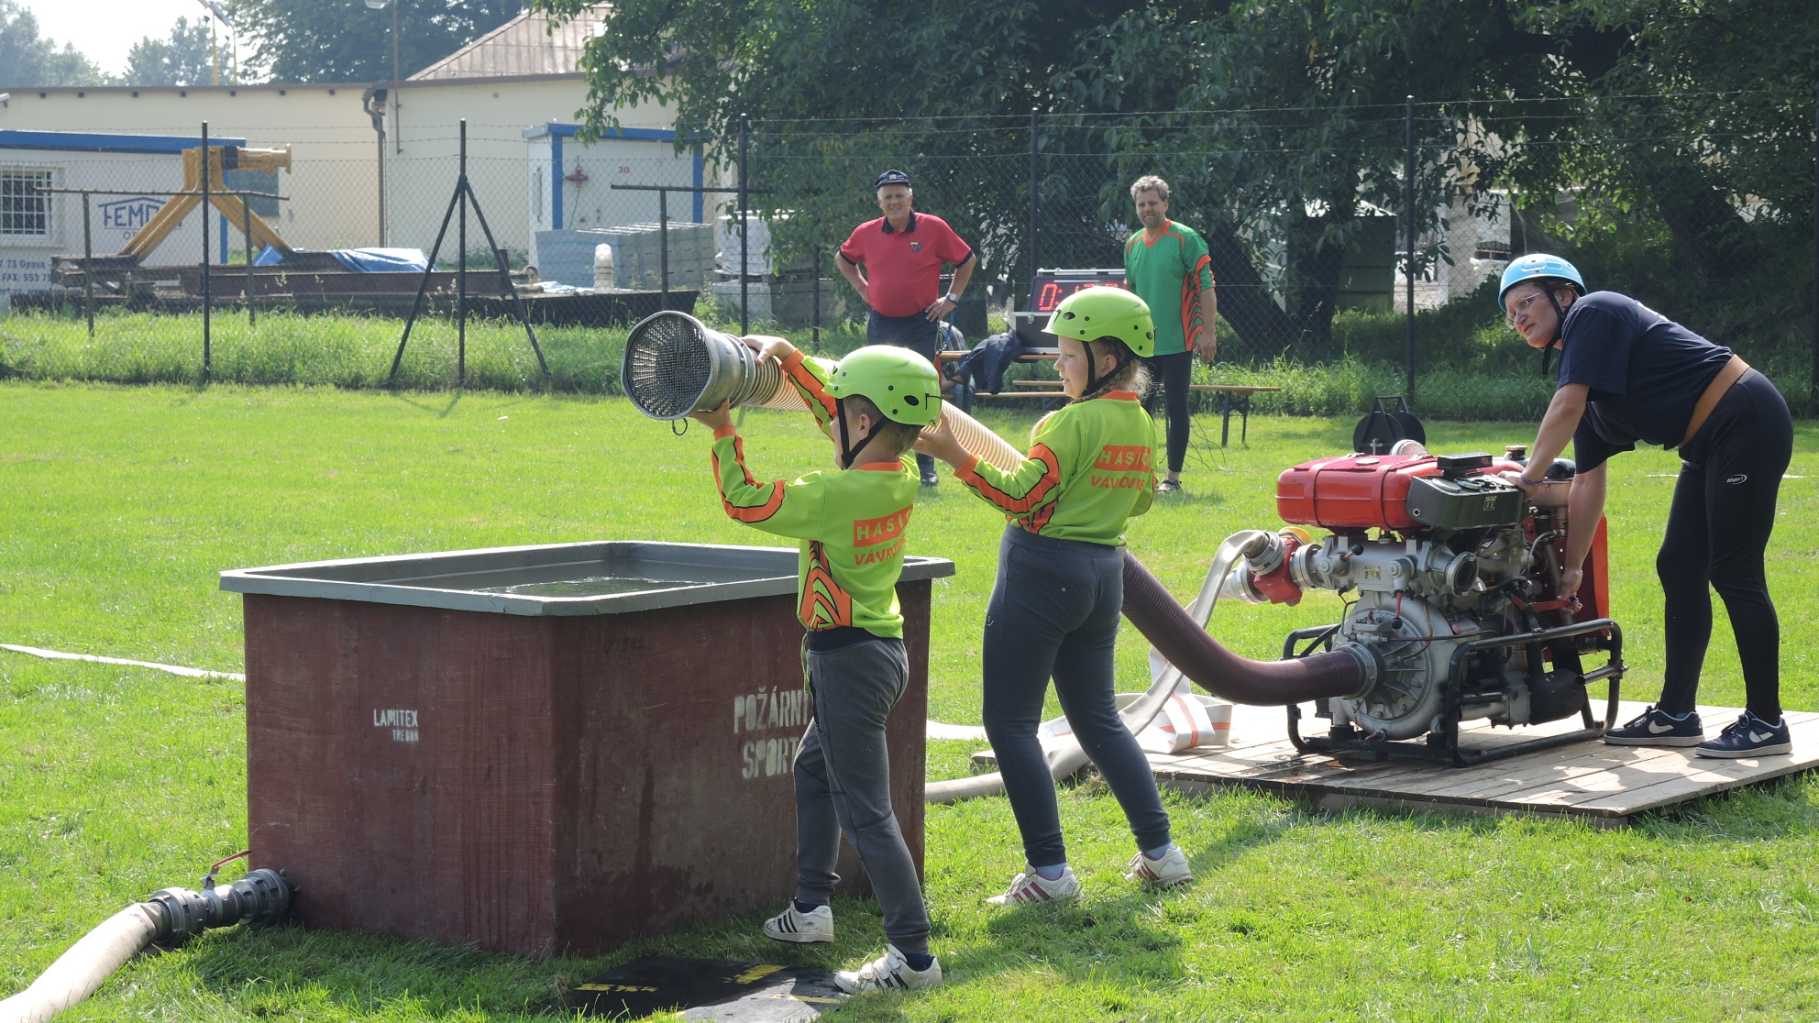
left=1123, top=175, right=1217, bottom=494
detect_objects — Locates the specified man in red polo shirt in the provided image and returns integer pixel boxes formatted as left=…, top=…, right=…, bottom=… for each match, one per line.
left=837, top=169, right=978, bottom=485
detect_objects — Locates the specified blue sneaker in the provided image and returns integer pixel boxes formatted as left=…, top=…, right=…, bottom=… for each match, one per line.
left=1695, top=712, right=1792, bottom=759
left=1603, top=705, right=1703, bottom=747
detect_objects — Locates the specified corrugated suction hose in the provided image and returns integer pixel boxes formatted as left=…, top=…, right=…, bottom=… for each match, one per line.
left=620, top=309, right=1028, bottom=467
left=0, top=868, right=290, bottom=1023
left=926, top=541, right=1372, bottom=804
left=616, top=316, right=1370, bottom=800
left=1120, top=552, right=1372, bottom=705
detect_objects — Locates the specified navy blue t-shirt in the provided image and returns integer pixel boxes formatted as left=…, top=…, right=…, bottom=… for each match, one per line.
left=1554, top=291, right=1732, bottom=471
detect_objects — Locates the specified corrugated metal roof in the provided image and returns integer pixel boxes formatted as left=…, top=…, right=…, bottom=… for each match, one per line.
left=409, top=6, right=609, bottom=81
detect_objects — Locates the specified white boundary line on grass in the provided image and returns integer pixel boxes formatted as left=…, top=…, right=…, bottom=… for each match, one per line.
left=0, top=642, right=994, bottom=737
left=0, top=643, right=246, bottom=681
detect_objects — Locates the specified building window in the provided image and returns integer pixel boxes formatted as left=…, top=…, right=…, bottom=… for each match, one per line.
left=1, top=168, right=55, bottom=240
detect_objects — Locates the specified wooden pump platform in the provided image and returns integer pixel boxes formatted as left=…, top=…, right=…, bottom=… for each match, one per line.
left=973, top=700, right=1818, bottom=826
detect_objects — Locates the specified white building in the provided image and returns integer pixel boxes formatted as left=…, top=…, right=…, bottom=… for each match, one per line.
left=0, top=129, right=254, bottom=297
left=0, top=5, right=696, bottom=296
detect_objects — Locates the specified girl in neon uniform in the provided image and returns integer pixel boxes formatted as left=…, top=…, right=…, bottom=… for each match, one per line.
left=917, top=286, right=1193, bottom=902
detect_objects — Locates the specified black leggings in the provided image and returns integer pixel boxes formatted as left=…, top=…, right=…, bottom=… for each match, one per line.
left=1655, top=370, right=1793, bottom=721
left=1144, top=351, right=1192, bottom=475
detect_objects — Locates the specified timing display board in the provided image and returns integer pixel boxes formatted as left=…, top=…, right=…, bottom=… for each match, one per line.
left=1016, top=267, right=1128, bottom=344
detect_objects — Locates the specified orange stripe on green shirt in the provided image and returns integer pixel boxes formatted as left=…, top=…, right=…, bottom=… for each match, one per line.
left=781, top=350, right=838, bottom=423
left=710, top=428, right=787, bottom=522
left=957, top=444, right=1061, bottom=514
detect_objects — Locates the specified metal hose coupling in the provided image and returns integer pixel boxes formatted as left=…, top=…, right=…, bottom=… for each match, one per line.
left=621, top=311, right=788, bottom=420
left=144, top=868, right=292, bottom=947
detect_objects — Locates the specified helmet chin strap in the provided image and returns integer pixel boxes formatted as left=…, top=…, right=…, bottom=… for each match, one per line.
left=1075, top=342, right=1130, bottom=402
left=1538, top=290, right=1570, bottom=378
left=834, top=398, right=878, bottom=468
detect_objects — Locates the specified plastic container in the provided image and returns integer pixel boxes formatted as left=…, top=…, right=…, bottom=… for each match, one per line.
left=593, top=242, right=615, bottom=289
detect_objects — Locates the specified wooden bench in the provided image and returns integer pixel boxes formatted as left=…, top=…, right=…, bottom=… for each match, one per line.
left=938, top=349, right=1280, bottom=446
left=1188, top=383, right=1281, bottom=447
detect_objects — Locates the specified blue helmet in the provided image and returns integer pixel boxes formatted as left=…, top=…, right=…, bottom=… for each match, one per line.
left=1497, top=253, right=1585, bottom=309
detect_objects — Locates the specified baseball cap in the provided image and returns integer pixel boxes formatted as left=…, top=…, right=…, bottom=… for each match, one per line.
left=873, top=169, right=912, bottom=189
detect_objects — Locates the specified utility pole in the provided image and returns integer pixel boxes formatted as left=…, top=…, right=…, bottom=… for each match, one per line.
left=365, top=0, right=404, bottom=153
left=195, top=0, right=233, bottom=85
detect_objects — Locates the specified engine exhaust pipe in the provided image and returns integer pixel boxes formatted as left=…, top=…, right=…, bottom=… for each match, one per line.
left=0, top=868, right=290, bottom=1023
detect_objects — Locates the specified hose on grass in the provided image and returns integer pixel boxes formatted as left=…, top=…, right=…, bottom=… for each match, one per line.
left=0, top=869, right=290, bottom=1023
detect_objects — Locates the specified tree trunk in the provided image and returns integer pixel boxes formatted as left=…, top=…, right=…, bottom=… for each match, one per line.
left=1625, top=146, right=1762, bottom=284
left=1203, top=225, right=1301, bottom=360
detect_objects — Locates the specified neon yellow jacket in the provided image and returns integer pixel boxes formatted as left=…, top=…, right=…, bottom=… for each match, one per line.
left=955, top=390, right=1155, bottom=545
left=707, top=351, right=919, bottom=638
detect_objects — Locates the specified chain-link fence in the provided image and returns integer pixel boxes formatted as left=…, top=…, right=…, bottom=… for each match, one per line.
left=733, top=96, right=1819, bottom=418
left=0, top=116, right=716, bottom=385
left=3, top=95, right=1813, bottom=416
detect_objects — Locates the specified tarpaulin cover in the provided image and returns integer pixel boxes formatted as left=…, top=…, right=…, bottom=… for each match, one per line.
left=254, top=246, right=428, bottom=272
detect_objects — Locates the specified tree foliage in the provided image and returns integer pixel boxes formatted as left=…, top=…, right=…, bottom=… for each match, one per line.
left=536, top=0, right=1815, bottom=352
left=223, top=0, right=520, bottom=83
left=0, top=0, right=106, bottom=86
left=122, top=17, right=219, bottom=87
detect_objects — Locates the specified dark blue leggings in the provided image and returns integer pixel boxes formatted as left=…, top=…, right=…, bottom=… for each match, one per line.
left=1656, top=370, right=1793, bottom=721
left=982, top=526, right=1171, bottom=867
left=867, top=311, right=939, bottom=478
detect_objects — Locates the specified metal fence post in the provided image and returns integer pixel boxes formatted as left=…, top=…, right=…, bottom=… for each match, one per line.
left=811, top=246, right=821, bottom=351
left=1403, top=95, right=1415, bottom=405
left=659, top=187, right=670, bottom=301
left=458, top=118, right=468, bottom=387
left=739, top=115, right=751, bottom=335
left=80, top=191, right=94, bottom=339
left=243, top=198, right=256, bottom=327
left=201, top=120, right=211, bottom=380
left=1811, top=81, right=1818, bottom=412
left=1028, top=108, right=1040, bottom=298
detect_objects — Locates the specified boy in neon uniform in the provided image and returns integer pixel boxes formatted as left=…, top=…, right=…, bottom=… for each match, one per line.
left=916, top=287, right=1193, bottom=903
left=691, top=339, right=946, bottom=992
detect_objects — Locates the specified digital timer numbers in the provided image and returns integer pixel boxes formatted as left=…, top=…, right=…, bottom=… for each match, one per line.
left=1031, top=276, right=1128, bottom=312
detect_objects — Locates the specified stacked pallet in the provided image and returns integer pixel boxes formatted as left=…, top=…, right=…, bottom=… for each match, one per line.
left=531, top=223, right=715, bottom=290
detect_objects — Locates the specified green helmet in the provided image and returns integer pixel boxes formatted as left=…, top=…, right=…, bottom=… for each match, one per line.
left=828, top=345, right=943, bottom=426
left=1046, top=286, right=1155, bottom=357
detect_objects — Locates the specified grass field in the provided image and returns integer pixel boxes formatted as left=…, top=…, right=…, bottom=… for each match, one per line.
left=3, top=380, right=1817, bottom=1022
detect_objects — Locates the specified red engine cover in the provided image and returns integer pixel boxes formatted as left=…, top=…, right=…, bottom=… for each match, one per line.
left=1276, top=454, right=1527, bottom=531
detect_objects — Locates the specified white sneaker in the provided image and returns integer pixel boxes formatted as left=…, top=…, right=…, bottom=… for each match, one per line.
left=1125, top=845, right=1193, bottom=888
left=985, top=864, right=1082, bottom=906
left=834, top=943, right=943, bottom=994
left=761, top=902, right=833, bottom=944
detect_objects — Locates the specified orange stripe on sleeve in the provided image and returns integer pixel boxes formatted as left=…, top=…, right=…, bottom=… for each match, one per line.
left=782, top=350, right=838, bottom=420
left=724, top=481, right=786, bottom=523
left=710, top=433, right=787, bottom=523
left=958, top=444, right=1061, bottom=514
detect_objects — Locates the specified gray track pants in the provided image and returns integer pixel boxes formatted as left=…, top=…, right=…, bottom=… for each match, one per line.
left=794, top=635, right=930, bottom=955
